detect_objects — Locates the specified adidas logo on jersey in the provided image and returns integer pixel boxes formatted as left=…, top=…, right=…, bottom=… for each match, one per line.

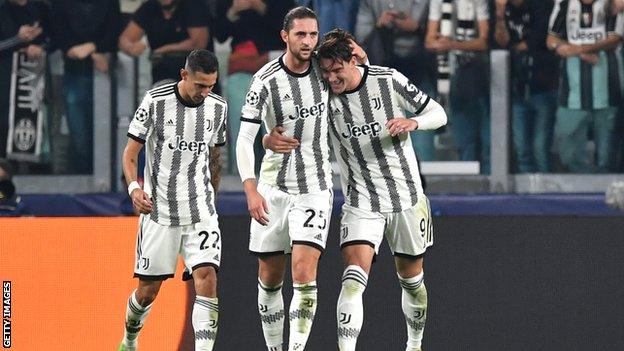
left=168, top=135, right=209, bottom=155
left=341, top=121, right=382, bottom=139
left=165, top=119, right=175, bottom=126
left=283, top=93, right=292, bottom=101
left=288, top=101, right=326, bottom=121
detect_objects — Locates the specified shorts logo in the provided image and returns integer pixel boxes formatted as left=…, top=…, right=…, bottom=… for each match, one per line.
left=140, top=257, right=150, bottom=270
left=246, top=91, right=260, bottom=106
left=135, top=107, right=149, bottom=122
left=314, top=233, right=323, bottom=241
left=341, top=227, right=349, bottom=239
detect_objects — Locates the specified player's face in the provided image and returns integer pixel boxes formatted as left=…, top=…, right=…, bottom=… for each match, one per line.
left=181, top=69, right=217, bottom=104
left=319, top=57, right=356, bottom=94
left=281, top=18, right=319, bottom=62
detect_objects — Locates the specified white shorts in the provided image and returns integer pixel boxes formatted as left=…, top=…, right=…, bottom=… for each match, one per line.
left=339, top=195, right=433, bottom=258
left=249, top=183, right=333, bottom=255
left=134, top=213, right=222, bottom=280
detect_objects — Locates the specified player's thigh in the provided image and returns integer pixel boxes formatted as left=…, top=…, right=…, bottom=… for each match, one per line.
left=385, top=194, right=434, bottom=259
left=134, top=214, right=181, bottom=280
left=249, top=183, right=292, bottom=254
left=288, top=189, right=333, bottom=252
left=339, top=204, right=385, bottom=255
left=181, top=214, right=222, bottom=277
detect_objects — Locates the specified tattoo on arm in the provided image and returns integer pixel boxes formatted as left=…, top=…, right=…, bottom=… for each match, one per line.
left=209, top=147, right=222, bottom=193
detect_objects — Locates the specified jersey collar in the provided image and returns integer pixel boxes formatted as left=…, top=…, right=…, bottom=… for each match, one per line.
left=279, top=54, right=312, bottom=78
left=343, top=65, right=368, bottom=95
left=174, top=82, right=204, bottom=108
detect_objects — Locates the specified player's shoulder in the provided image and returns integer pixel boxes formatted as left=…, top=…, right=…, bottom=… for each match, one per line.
left=253, top=57, right=283, bottom=82
left=204, top=92, right=227, bottom=108
left=367, top=65, right=395, bottom=77
left=146, top=82, right=177, bottom=100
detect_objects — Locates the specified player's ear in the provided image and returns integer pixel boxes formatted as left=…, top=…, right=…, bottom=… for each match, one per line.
left=180, top=68, right=188, bottom=81
left=280, top=29, right=288, bottom=43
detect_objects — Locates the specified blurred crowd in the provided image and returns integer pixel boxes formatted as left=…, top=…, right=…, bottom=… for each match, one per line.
left=1, top=0, right=624, bottom=177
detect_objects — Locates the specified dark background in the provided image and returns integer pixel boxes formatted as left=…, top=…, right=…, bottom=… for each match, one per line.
left=177, top=215, right=624, bottom=350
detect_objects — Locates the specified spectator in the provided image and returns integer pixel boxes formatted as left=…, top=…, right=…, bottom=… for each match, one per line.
left=298, top=0, right=360, bottom=36
left=118, top=0, right=211, bottom=84
left=0, top=158, right=29, bottom=216
left=494, top=0, right=558, bottom=173
left=547, top=0, right=623, bottom=172
left=427, top=0, right=491, bottom=173
left=215, top=0, right=294, bottom=173
left=356, top=0, right=438, bottom=161
left=50, top=0, right=121, bottom=174
left=0, top=0, right=51, bottom=159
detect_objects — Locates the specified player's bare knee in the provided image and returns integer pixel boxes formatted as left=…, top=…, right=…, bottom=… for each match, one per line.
left=193, top=266, right=217, bottom=297
left=291, top=258, right=317, bottom=283
left=258, top=256, right=286, bottom=286
left=136, top=281, right=162, bottom=306
left=396, top=257, right=424, bottom=279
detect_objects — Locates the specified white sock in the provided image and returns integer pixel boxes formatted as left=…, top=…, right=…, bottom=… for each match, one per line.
left=398, top=272, right=427, bottom=351
left=193, top=296, right=219, bottom=351
left=122, top=290, right=153, bottom=347
left=337, top=265, right=368, bottom=351
left=258, top=279, right=285, bottom=351
left=288, top=281, right=318, bottom=351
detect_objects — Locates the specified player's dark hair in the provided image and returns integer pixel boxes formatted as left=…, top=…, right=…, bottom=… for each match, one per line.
left=185, top=49, right=219, bottom=74
left=317, top=28, right=355, bottom=64
left=283, top=6, right=317, bottom=32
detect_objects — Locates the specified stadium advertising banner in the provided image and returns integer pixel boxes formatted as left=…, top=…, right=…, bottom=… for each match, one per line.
left=0, top=218, right=191, bottom=350
left=6, top=51, right=45, bottom=162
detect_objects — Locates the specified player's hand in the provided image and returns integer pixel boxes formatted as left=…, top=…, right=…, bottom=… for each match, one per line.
left=386, top=118, right=418, bottom=137
left=264, top=126, right=299, bottom=154
left=349, top=39, right=368, bottom=65
left=131, top=188, right=153, bottom=214
left=246, top=190, right=269, bottom=226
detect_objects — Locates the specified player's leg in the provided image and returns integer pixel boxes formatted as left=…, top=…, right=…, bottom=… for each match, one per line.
left=120, top=280, right=162, bottom=351
left=258, top=254, right=287, bottom=351
left=395, top=257, right=426, bottom=351
left=288, top=245, right=321, bottom=351
left=120, top=215, right=179, bottom=350
left=387, top=196, right=433, bottom=351
left=336, top=204, right=385, bottom=351
left=287, top=189, right=332, bottom=351
left=182, top=218, right=222, bottom=351
left=191, top=266, right=219, bottom=351
left=337, top=244, right=374, bottom=351
left=249, top=183, right=291, bottom=350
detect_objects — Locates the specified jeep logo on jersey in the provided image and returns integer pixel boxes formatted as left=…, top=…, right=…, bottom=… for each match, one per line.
left=288, top=101, right=326, bottom=121
left=168, top=135, right=209, bottom=155
left=569, top=29, right=604, bottom=44
left=341, top=121, right=382, bottom=139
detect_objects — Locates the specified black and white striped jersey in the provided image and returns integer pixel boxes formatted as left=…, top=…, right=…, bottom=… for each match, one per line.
left=241, top=55, right=333, bottom=195
left=127, top=82, right=227, bottom=226
left=329, top=65, right=439, bottom=213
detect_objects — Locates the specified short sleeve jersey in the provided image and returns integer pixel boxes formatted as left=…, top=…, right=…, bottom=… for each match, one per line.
left=128, top=82, right=227, bottom=226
